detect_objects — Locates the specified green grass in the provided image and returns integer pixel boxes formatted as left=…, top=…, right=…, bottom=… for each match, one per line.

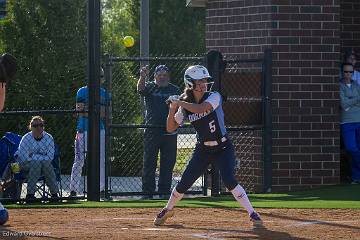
left=174, top=148, right=192, bottom=173
left=157, top=148, right=192, bottom=174
left=5, top=184, right=360, bottom=209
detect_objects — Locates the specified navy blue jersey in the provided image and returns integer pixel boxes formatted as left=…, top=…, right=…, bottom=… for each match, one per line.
left=181, top=91, right=226, bottom=142
left=139, top=81, right=180, bottom=127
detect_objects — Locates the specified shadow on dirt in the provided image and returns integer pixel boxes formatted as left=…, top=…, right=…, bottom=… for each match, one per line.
left=165, top=224, right=310, bottom=240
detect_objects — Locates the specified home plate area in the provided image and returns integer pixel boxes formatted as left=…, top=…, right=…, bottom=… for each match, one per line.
left=1, top=208, right=359, bottom=239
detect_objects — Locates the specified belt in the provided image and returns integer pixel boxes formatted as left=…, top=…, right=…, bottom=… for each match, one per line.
left=203, top=136, right=227, bottom=146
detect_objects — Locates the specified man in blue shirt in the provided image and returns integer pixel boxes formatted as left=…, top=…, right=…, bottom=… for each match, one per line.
left=70, top=68, right=108, bottom=196
left=137, top=65, right=180, bottom=199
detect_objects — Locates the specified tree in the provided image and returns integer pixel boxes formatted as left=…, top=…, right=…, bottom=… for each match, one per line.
left=101, top=0, right=206, bottom=177
left=102, top=0, right=138, bottom=55
left=126, top=0, right=206, bottom=55
left=0, top=0, right=87, bottom=109
left=0, top=0, right=88, bottom=174
left=0, top=0, right=206, bottom=178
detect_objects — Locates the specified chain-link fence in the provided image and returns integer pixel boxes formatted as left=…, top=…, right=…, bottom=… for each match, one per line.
left=104, top=50, right=272, bottom=198
left=0, top=0, right=88, bottom=203
left=220, top=51, right=272, bottom=193
left=0, top=51, right=271, bottom=203
left=221, top=58, right=264, bottom=193
left=0, top=111, right=82, bottom=203
left=1, top=0, right=272, bottom=202
left=106, top=56, right=205, bottom=198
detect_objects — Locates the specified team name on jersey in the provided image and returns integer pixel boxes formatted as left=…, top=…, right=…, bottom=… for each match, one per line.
left=188, top=109, right=212, bottom=122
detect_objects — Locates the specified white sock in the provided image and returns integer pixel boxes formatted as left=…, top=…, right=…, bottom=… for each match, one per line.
left=231, top=184, right=255, bottom=215
left=165, top=187, right=184, bottom=210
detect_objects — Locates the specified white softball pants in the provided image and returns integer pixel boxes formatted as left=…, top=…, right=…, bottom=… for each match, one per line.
left=70, top=130, right=105, bottom=193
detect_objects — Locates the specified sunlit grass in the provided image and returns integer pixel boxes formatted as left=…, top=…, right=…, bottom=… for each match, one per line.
left=5, top=184, right=360, bottom=209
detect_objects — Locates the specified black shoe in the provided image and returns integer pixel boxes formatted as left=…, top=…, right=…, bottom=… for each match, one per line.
left=25, top=194, right=36, bottom=202
left=140, top=195, right=153, bottom=200
left=51, top=193, right=62, bottom=202
left=158, top=194, right=170, bottom=200
left=100, top=190, right=113, bottom=200
left=70, top=191, right=77, bottom=197
left=351, top=180, right=360, bottom=185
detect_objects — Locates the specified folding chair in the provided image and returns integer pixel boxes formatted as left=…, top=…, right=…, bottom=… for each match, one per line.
left=0, top=132, right=22, bottom=200
left=14, top=144, right=63, bottom=201
left=1, top=132, right=63, bottom=201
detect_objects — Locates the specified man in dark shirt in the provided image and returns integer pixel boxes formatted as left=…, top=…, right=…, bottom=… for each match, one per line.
left=137, top=65, right=180, bottom=199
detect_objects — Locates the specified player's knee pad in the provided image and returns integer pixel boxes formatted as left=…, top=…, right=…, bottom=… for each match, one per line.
left=175, top=183, right=187, bottom=194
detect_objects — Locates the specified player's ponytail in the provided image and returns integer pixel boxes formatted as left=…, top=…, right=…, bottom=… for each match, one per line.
left=179, top=87, right=195, bottom=103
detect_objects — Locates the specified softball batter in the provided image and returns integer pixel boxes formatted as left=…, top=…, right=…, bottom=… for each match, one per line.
left=154, top=65, right=262, bottom=226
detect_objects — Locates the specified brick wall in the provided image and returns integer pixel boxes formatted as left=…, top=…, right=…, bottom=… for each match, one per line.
left=340, top=0, right=360, bottom=52
left=206, top=0, right=341, bottom=192
left=206, top=0, right=272, bottom=58
left=206, top=0, right=273, bottom=192
left=271, top=1, right=340, bottom=191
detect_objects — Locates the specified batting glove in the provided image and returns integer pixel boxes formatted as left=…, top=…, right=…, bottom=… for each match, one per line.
left=174, top=107, right=185, bottom=125
left=165, top=95, right=180, bottom=104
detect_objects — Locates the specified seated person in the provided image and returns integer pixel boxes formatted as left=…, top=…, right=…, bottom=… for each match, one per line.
left=15, top=116, right=59, bottom=200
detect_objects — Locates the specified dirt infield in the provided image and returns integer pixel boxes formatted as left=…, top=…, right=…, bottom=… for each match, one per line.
left=0, top=208, right=359, bottom=239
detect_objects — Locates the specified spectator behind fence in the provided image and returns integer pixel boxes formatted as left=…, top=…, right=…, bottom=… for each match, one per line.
left=0, top=53, right=17, bottom=112
left=340, top=62, right=360, bottom=184
left=341, top=48, right=360, bottom=84
left=69, top=67, right=108, bottom=197
left=137, top=65, right=181, bottom=199
left=15, top=116, right=59, bottom=200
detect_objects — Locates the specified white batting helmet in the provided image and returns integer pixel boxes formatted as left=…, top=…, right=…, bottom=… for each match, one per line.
left=183, top=65, right=212, bottom=89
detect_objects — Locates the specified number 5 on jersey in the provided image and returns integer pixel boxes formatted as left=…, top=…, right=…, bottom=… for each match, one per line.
left=209, top=120, right=216, bottom=133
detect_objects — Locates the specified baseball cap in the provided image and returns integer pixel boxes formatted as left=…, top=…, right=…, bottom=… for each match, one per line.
left=154, top=65, right=169, bottom=75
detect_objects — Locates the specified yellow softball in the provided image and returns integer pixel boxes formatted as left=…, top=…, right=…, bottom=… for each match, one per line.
left=123, top=36, right=135, bottom=48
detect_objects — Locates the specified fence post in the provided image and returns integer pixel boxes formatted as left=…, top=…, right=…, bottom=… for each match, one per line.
left=204, top=50, right=224, bottom=196
left=263, top=48, right=272, bottom=193
left=87, top=0, right=101, bottom=201
left=104, top=54, right=112, bottom=199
